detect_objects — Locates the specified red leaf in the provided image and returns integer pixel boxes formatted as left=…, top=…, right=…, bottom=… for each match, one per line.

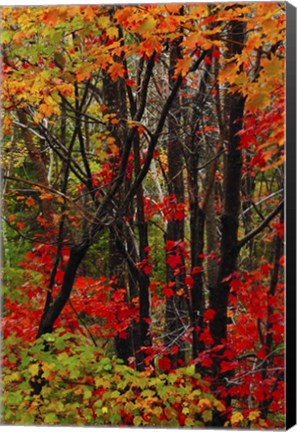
left=162, top=287, right=175, bottom=298
left=158, top=356, right=171, bottom=371
left=166, top=254, right=182, bottom=269
left=185, top=276, right=194, bottom=288
left=165, top=240, right=176, bottom=251
left=125, top=79, right=135, bottom=87
left=201, top=357, right=213, bottom=368
left=212, top=49, right=221, bottom=60
left=171, top=345, right=179, bottom=354
left=230, top=279, right=243, bottom=291
left=260, top=263, right=273, bottom=276
left=199, top=328, right=213, bottom=345
left=204, top=308, right=216, bottom=322
left=204, top=56, right=212, bottom=65
left=191, top=266, right=203, bottom=274
left=220, top=360, right=237, bottom=373
left=257, top=348, right=267, bottom=360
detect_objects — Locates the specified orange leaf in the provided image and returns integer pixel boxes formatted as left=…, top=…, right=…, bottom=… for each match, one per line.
left=108, top=62, right=125, bottom=80
left=25, top=196, right=35, bottom=207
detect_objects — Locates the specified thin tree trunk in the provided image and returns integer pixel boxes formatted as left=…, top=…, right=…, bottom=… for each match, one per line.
left=17, top=110, right=52, bottom=221
left=134, top=133, right=152, bottom=371
left=261, top=211, right=284, bottom=418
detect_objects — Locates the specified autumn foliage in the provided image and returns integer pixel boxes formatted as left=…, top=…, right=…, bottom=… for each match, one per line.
left=2, top=2, right=285, bottom=429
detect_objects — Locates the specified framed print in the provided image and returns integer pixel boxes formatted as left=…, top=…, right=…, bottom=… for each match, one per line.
left=1, top=1, right=296, bottom=429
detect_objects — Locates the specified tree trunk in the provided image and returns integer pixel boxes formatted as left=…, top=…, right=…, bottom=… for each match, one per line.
left=134, top=133, right=152, bottom=371
left=208, top=17, right=246, bottom=425
left=37, top=243, right=89, bottom=337
left=164, top=36, right=187, bottom=369
left=18, top=110, right=52, bottom=221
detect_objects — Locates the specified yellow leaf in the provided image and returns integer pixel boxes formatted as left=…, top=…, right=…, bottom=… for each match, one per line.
left=28, top=363, right=39, bottom=376
left=137, top=16, right=157, bottom=33
left=198, top=398, right=212, bottom=412
left=230, top=411, right=244, bottom=425
left=247, top=92, right=270, bottom=112
left=215, top=401, right=226, bottom=412
left=248, top=410, right=260, bottom=421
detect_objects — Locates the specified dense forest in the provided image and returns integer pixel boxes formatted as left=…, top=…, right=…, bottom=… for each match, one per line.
left=2, top=2, right=285, bottom=429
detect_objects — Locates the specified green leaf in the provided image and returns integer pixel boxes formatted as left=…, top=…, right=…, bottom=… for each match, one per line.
left=110, top=390, right=120, bottom=398
left=110, top=413, right=122, bottom=424
left=202, top=410, right=213, bottom=423
left=44, top=413, right=59, bottom=424
left=55, top=338, right=66, bottom=350
left=141, top=389, right=156, bottom=398
left=43, top=333, right=55, bottom=343
left=103, top=363, right=112, bottom=372
left=134, top=415, right=143, bottom=426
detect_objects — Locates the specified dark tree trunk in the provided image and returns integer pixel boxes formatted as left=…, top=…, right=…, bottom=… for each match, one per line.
left=209, top=17, right=245, bottom=347
left=103, top=71, right=135, bottom=364
left=109, top=228, right=134, bottom=363
left=133, top=133, right=152, bottom=371
left=189, top=184, right=205, bottom=360
left=208, top=17, right=246, bottom=426
left=185, top=63, right=212, bottom=363
left=261, top=211, right=284, bottom=418
left=164, top=35, right=188, bottom=369
left=37, top=243, right=89, bottom=337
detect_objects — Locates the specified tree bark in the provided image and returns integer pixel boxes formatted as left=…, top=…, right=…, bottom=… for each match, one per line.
left=164, top=35, right=187, bottom=369
left=208, top=17, right=246, bottom=425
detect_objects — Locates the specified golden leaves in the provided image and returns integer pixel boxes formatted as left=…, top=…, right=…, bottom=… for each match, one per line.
left=197, top=398, right=213, bottom=412
left=136, top=16, right=157, bottom=34
left=230, top=411, right=244, bottom=426
left=75, top=64, right=94, bottom=83
left=56, top=83, right=74, bottom=97
left=248, top=410, right=260, bottom=421
left=37, top=96, right=61, bottom=119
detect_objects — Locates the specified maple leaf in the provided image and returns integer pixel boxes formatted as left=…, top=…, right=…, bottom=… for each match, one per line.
left=125, top=79, right=135, bottom=87
left=158, top=356, right=171, bottom=372
left=56, top=83, right=74, bottom=97
left=220, top=360, right=237, bottom=373
left=212, top=49, right=221, bottom=60
left=192, top=266, right=203, bottom=274
left=201, top=357, right=213, bottom=368
left=171, top=345, right=179, bottom=354
left=184, top=276, right=194, bottom=288
left=162, top=287, right=174, bottom=298
left=166, top=254, right=182, bottom=269
left=174, top=57, right=192, bottom=77
left=199, top=328, right=213, bottom=346
left=204, top=308, right=216, bottom=322
left=197, top=398, right=212, bottom=412
left=229, top=278, right=243, bottom=291
left=248, top=410, right=260, bottom=421
left=25, top=196, right=35, bottom=207
left=230, top=411, right=244, bottom=425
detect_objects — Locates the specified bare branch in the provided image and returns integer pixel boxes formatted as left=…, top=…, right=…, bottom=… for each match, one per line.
left=237, top=200, right=284, bottom=249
